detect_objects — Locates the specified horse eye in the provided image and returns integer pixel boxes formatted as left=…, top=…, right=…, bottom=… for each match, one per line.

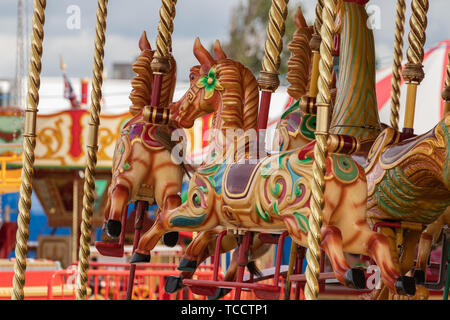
left=190, top=74, right=195, bottom=81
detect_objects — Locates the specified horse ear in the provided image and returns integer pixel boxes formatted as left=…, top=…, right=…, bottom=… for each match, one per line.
left=213, top=40, right=227, bottom=60
left=193, top=37, right=214, bottom=68
left=139, top=31, right=152, bottom=51
left=293, top=7, right=307, bottom=29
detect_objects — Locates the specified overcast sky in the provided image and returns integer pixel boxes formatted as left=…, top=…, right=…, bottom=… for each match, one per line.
left=1, top=0, right=449, bottom=82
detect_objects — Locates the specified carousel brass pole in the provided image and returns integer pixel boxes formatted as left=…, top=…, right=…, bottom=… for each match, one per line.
left=305, top=0, right=336, bottom=301
left=11, top=0, right=46, bottom=300
left=76, top=0, right=108, bottom=300
left=389, top=0, right=407, bottom=130
left=442, top=51, right=450, bottom=115
left=72, top=173, right=79, bottom=263
left=308, top=0, right=325, bottom=98
left=402, top=0, right=429, bottom=136
left=283, top=241, right=298, bottom=300
left=143, top=0, right=177, bottom=124
left=257, top=0, right=289, bottom=132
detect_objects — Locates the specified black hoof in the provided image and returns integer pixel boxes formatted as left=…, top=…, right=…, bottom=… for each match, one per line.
left=178, top=258, right=197, bottom=272
left=344, top=268, right=366, bottom=290
left=106, top=219, right=122, bottom=238
left=164, top=276, right=183, bottom=294
left=163, top=231, right=179, bottom=248
left=208, top=288, right=230, bottom=300
left=395, top=276, right=416, bottom=296
left=413, top=269, right=426, bottom=285
left=130, top=252, right=151, bottom=264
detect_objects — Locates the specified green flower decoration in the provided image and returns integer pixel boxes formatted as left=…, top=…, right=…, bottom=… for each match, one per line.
left=196, top=66, right=223, bottom=100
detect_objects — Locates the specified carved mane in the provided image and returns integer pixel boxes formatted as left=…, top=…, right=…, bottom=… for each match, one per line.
left=129, top=32, right=177, bottom=116
left=214, top=59, right=259, bottom=131
left=286, top=7, right=314, bottom=100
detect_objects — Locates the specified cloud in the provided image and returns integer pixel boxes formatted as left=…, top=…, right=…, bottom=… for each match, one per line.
left=2, top=0, right=450, bottom=79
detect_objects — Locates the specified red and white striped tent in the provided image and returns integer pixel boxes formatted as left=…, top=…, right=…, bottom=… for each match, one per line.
left=183, top=40, right=450, bottom=163
left=376, top=40, right=450, bottom=134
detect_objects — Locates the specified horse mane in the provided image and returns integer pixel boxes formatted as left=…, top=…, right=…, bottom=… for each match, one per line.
left=286, top=8, right=314, bottom=100
left=214, top=59, right=259, bottom=131
left=215, top=59, right=244, bottom=129
left=129, top=38, right=177, bottom=116
left=241, top=66, right=259, bottom=131
left=129, top=49, right=154, bottom=115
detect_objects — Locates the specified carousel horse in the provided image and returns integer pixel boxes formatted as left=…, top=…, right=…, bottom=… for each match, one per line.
left=127, top=37, right=416, bottom=296
left=104, top=32, right=276, bottom=294
left=103, top=32, right=182, bottom=246
left=164, top=8, right=321, bottom=299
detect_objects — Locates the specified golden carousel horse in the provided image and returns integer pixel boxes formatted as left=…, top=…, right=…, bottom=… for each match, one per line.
left=127, top=37, right=416, bottom=296
left=164, top=8, right=320, bottom=298
left=327, top=0, right=450, bottom=299
left=103, top=32, right=278, bottom=297
left=102, top=32, right=182, bottom=246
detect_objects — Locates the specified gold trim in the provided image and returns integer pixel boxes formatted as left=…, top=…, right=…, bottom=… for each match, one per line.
left=305, top=0, right=336, bottom=301
left=76, top=0, right=108, bottom=300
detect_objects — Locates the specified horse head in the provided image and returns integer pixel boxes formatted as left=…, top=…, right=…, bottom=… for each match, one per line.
left=170, top=38, right=259, bottom=133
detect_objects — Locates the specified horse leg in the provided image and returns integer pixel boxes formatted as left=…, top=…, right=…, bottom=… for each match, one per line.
left=131, top=195, right=219, bottom=263
left=320, top=226, right=366, bottom=289
left=362, top=231, right=416, bottom=296
left=178, top=230, right=220, bottom=272
left=106, top=184, right=130, bottom=238
left=160, top=197, right=182, bottom=248
left=414, top=218, right=443, bottom=284
left=165, top=231, right=221, bottom=294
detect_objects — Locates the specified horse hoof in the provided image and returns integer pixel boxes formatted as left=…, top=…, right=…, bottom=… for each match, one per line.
left=163, top=232, right=179, bottom=248
left=208, top=288, right=230, bottom=300
left=395, top=276, right=416, bottom=296
left=130, top=252, right=151, bottom=264
left=344, top=268, right=366, bottom=290
left=178, top=258, right=197, bottom=272
left=413, top=269, right=425, bottom=284
left=164, top=276, right=183, bottom=294
left=106, top=219, right=122, bottom=238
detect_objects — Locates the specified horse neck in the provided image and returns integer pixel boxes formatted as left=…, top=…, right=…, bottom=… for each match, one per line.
left=330, top=1, right=381, bottom=141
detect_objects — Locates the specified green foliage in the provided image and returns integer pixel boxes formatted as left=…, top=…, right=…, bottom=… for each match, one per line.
left=222, top=0, right=305, bottom=76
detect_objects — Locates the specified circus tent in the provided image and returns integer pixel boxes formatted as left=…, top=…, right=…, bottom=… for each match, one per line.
left=376, top=40, right=450, bottom=134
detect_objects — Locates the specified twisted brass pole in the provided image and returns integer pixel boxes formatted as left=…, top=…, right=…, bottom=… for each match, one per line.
left=305, top=0, right=336, bottom=301
left=259, top=0, right=289, bottom=86
left=11, top=0, right=46, bottom=300
left=257, top=0, right=289, bottom=131
left=168, top=0, right=177, bottom=53
left=143, top=0, right=177, bottom=124
left=308, top=0, right=325, bottom=97
left=152, top=0, right=177, bottom=74
left=72, top=175, right=79, bottom=263
left=76, top=0, right=108, bottom=300
left=389, top=0, right=407, bottom=130
left=402, top=0, right=429, bottom=134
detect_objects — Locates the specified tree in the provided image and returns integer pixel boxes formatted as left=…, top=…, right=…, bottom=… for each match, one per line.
left=223, top=0, right=306, bottom=77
